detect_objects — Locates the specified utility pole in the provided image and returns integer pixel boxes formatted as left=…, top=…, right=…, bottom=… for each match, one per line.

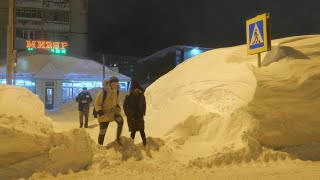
left=6, top=0, right=15, bottom=85
left=13, top=50, right=17, bottom=85
left=41, top=0, right=44, bottom=39
left=102, top=54, right=106, bottom=80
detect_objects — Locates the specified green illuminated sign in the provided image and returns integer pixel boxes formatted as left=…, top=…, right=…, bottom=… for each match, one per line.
left=50, top=48, right=68, bottom=55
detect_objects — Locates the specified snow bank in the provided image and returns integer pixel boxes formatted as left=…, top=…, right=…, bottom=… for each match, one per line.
left=0, top=84, right=48, bottom=123
left=144, top=35, right=320, bottom=165
left=0, top=85, right=94, bottom=180
left=144, top=46, right=259, bottom=163
left=248, top=44, right=320, bottom=148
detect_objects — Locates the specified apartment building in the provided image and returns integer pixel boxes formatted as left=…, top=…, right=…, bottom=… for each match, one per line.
left=0, top=0, right=88, bottom=62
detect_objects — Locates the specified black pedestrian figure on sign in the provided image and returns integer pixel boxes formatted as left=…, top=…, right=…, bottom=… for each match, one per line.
left=253, top=29, right=260, bottom=44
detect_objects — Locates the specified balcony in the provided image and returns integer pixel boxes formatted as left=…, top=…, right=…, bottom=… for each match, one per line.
left=43, top=2, right=69, bottom=11
left=16, top=0, right=42, bottom=8
left=43, top=22, right=69, bottom=32
left=16, top=0, right=69, bottom=11
left=15, top=20, right=42, bottom=30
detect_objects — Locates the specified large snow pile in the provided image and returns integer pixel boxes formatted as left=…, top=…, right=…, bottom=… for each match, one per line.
left=1, top=35, right=320, bottom=180
left=145, top=35, right=320, bottom=165
left=0, top=85, right=94, bottom=180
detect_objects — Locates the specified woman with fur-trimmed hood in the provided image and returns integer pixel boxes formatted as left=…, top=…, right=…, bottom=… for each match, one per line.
left=94, top=76, right=123, bottom=145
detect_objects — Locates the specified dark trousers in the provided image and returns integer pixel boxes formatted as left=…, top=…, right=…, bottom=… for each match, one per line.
left=131, top=130, right=147, bottom=146
left=79, top=111, right=89, bottom=128
left=98, top=115, right=124, bottom=145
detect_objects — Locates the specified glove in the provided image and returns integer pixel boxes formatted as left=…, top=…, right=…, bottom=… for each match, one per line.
left=97, top=110, right=104, bottom=116
left=113, top=106, right=121, bottom=115
left=82, top=100, right=87, bottom=103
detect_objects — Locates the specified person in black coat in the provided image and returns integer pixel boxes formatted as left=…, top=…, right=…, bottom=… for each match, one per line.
left=123, top=80, right=147, bottom=146
left=76, top=87, right=93, bottom=128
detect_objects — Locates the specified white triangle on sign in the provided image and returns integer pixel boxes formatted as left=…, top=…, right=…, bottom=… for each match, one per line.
left=250, top=23, right=264, bottom=45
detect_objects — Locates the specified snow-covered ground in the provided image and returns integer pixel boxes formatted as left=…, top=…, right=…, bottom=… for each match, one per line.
left=1, top=35, right=320, bottom=180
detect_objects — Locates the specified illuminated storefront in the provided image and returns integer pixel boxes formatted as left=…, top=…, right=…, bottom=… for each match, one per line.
left=60, top=81, right=128, bottom=103
left=0, top=53, right=131, bottom=109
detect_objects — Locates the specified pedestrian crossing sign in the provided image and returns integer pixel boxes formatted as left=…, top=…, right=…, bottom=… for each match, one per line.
left=246, top=13, right=271, bottom=55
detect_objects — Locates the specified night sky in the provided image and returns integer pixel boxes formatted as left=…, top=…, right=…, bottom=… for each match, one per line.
left=88, top=0, right=320, bottom=57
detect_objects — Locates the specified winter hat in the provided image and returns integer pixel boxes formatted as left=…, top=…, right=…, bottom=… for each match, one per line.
left=131, top=80, right=141, bottom=89
left=109, top=76, right=119, bottom=83
left=82, top=87, right=87, bottom=90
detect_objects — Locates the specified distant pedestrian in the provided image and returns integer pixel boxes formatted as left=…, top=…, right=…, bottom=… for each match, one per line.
left=76, top=87, right=93, bottom=128
left=123, top=80, right=147, bottom=146
left=95, top=76, right=124, bottom=145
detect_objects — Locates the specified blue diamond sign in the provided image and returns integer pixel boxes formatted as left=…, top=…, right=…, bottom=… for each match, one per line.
left=246, top=13, right=271, bottom=55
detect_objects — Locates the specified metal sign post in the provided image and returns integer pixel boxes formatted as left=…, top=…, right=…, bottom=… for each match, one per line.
left=257, top=53, right=261, bottom=68
left=246, top=13, right=271, bottom=68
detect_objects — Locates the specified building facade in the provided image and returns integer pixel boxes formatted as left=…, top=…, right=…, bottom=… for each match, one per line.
left=0, top=1, right=9, bottom=62
left=103, top=54, right=140, bottom=78
left=0, top=54, right=131, bottom=109
left=175, top=46, right=211, bottom=66
left=135, top=46, right=212, bottom=88
left=0, top=1, right=130, bottom=110
left=15, top=0, right=70, bottom=43
left=0, top=0, right=88, bottom=63
left=69, top=0, right=88, bottom=57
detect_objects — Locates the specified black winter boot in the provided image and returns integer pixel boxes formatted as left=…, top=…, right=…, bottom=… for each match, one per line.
left=140, top=130, right=147, bottom=146
left=116, top=138, right=122, bottom=146
left=116, top=122, right=123, bottom=140
left=98, top=134, right=105, bottom=145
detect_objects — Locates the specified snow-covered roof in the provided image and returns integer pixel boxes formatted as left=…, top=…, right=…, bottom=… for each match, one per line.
left=0, top=53, right=131, bottom=81
left=138, top=45, right=212, bottom=63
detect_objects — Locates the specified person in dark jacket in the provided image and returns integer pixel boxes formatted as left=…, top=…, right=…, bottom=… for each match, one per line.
left=123, top=80, right=147, bottom=146
left=76, top=87, right=93, bottom=128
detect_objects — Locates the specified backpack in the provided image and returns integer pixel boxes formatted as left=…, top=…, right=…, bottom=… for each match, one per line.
left=93, top=89, right=119, bottom=118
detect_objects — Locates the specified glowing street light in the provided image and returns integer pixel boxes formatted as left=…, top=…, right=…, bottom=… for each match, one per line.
left=190, top=47, right=201, bottom=56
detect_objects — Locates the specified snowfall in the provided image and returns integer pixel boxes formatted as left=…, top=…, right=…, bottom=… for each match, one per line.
left=1, top=35, right=320, bottom=180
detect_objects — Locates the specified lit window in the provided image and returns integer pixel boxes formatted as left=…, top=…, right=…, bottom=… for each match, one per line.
left=62, top=81, right=103, bottom=103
